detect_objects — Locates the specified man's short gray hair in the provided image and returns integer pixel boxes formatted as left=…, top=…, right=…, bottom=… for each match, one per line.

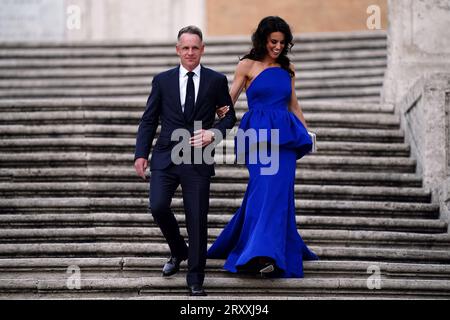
left=177, top=25, right=203, bottom=42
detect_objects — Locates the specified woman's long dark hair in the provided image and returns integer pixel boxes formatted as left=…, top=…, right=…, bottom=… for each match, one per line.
left=241, top=16, right=295, bottom=77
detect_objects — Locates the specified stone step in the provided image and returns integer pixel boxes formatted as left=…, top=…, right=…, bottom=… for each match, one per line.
left=0, top=110, right=399, bottom=128
left=0, top=138, right=409, bottom=157
left=0, top=125, right=404, bottom=143
left=0, top=183, right=430, bottom=203
left=226, top=156, right=415, bottom=172
left=0, top=30, right=386, bottom=48
left=0, top=87, right=382, bottom=100
left=2, top=276, right=448, bottom=299
left=0, top=64, right=386, bottom=83
left=0, top=38, right=386, bottom=57
left=0, top=47, right=387, bottom=63
left=0, top=153, right=416, bottom=173
left=0, top=198, right=439, bottom=218
left=221, top=141, right=408, bottom=157
left=0, top=35, right=377, bottom=47
left=0, top=66, right=386, bottom=80
left=0, top=76, right=383, bottom=90
left=0, top=53, right=387, bottom=68
left=0, top=98, right=395, bottom=113
left=0, top=168, right=422, bottom=187
left=206, top=184, right=427, bottom=202
left=77, top=295, right=441, bottom=300
left=227, top=143, right=407, bottom=157
left=2, top=258, right=448, bottom=280
left=0, top=228, right=448, bottom=249
left=0, top=243, right=447, bottom=263
left=0, top=146, right=407, bottom=163
left=0, top=80, right=381, bottom=99
left=211, top=168, right=419, bottom=186
left=0, top=214, right=445, bottom=233
left=312, top=128, right=403, bottom=143
left=0, top=56, right=386, bottom=72
left=0, top=271, right=436, bottom=297
left=0, top=39, right=386, bottom=63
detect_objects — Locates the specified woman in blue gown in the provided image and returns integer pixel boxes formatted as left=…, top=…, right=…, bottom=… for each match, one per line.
left=208, top=16, right=318, bottom=278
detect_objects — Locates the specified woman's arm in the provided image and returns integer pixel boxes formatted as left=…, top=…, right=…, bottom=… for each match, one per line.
left=217, top=59, right=251, bottom=118
left=229, top=59, right=250, bottom=105
left=288, top=63, right=308, bottom=129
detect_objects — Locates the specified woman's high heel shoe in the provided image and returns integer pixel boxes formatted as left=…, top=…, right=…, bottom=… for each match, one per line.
left=259, top=263, right=275, bottom=278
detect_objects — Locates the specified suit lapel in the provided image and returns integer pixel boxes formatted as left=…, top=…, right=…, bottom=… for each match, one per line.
left=170, top=66, right=184, bottom=118
left=195, top=65, right=210, bottom=111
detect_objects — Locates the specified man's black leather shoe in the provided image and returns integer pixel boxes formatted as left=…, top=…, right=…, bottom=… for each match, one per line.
left=189, top=284, right=207, bottom=296
left=162, top=257, right=185, bottom=277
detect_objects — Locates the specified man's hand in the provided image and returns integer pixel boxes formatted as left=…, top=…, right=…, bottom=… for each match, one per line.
left=190, top=129, right=215, bottom=148
left=216, top=105, right=230, bottom=119
left=134, top=158, right=148, bottom=180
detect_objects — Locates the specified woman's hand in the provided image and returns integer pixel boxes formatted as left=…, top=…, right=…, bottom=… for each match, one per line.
left=216, top=105, right=230, bottom=119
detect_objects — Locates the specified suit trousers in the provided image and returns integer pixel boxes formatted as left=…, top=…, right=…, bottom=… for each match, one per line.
left=149, top=163, right=211, bottom=286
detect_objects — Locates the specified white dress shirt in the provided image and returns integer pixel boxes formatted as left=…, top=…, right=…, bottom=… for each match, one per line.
left=179, top=64, right=201, bottom=113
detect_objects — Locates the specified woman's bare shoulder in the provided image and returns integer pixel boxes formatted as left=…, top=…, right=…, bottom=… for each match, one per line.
left=289, top=62, right=296, bottom=72
left=237, top=58, right=256, bottom=72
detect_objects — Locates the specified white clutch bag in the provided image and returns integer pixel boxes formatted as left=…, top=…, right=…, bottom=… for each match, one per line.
left=308, top=131, right=317, bottom=153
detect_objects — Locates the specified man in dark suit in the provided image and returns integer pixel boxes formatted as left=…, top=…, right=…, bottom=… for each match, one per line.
left=134, top=26, right=236, bottom=296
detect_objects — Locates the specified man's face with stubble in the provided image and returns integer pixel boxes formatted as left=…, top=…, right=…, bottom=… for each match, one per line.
left=176, top=33, right=205, bottom=71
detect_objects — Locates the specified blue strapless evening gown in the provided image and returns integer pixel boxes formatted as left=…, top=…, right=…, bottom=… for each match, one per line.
left=207, top=67, right=319, bottom=278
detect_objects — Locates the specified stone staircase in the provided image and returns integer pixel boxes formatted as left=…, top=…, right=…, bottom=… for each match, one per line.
left=0, top=31, right=386, bottom=102
left=0, top=31, right=449, bottom=299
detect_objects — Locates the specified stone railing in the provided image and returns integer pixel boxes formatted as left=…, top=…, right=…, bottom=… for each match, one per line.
left=397, top=73, right=450, bottom=230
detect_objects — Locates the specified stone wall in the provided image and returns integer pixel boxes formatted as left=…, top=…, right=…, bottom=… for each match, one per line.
left=0, top=0, right=386, bottom=42
left=206, top=0, right=387, bottom=35
left=382, top=0, right=450, bottom=228
left=383, top=0, right=450, bottom=104
left=0, top=0, right=66, bottom=41
left=0, top=0, right=205, bottom=42
left=397, top=73, right=450, bottom=227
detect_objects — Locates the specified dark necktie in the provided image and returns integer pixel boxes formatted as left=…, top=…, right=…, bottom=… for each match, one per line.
left=184, top=71, right=195, bottom=121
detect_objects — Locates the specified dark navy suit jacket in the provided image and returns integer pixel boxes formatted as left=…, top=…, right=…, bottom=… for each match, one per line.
left=134, top=65, right=236, bottom=176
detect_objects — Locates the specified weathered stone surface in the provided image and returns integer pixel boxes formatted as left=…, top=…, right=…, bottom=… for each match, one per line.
left=383, top=0, right=450, bottom=103
left=0, top=31, right=448, bottom=299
